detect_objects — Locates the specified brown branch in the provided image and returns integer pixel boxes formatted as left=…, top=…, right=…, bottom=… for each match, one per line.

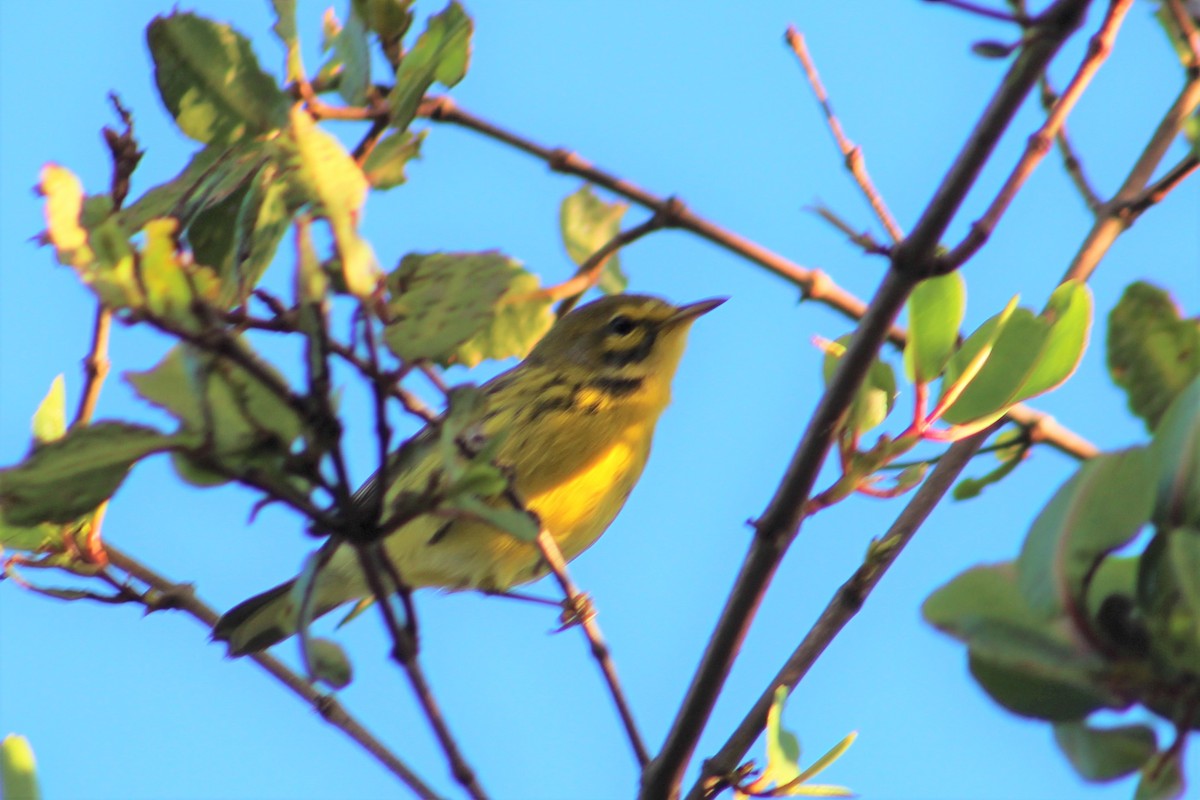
left=688, top=423, right=996, bottom=799
left=941, top=0, right=1133, bottom=270
left=550, top=210, right=672, bottom=317
left=99, top=543, right=440, bottom=799
left=1123, top=153, right=1200, bottom=217
left=353, top=544, right=488, bottom=800
left=1063, top=74, right=1200, bottom=283
left=73, top=307, right=113, bottom=429
left=1038, top=76, right=1103, bottom=213
left=1165, top=0, right=1200, bottom=68
left=922, top=0, right=1027, bottom=23
left=807, top=203, right=888, bottom=255
left=533, top=529, right=650, bottom=766
left=642, top=3, right=1088, bottom=795
left=415, top=96, right=1097, bottom=462
left=786, top=26, right=905, bottom=242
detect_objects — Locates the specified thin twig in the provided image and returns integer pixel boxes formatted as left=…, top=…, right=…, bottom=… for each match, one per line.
left=642, top=4, right=1088, bottom=795
left=1165, top=0, right=1200, bottom=68
left=354, top=545, right=488, bottom=800
left=1063, top=75, right=1200, bottom=283
left=941, top=0, right=1133, bottom=270
left=533, top=529, right=650, bottom=766
left=1122, top=153, right=1200, bottom=216
left=806, top=203, right=888, bottom=255
left=1038, top=76, right=1102, bottom=212
left=416, top=96, right=1098, bottom=461
left=922, top=0, right=1026, bottom=23
left=552, top=210, right=672, bottom=317
left=73, top=308, right=112, bottom=428
left=99, top=543, right=441, bottom=799
left=688, top=424, right=996, bottom=800
left=786, top=26, right=905, bottom=242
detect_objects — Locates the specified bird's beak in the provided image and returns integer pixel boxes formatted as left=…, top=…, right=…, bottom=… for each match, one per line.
left=668, top=297, right=727, bottom=325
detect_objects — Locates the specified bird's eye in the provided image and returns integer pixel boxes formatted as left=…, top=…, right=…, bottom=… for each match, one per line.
left=607, top=315, right=636, bottom=336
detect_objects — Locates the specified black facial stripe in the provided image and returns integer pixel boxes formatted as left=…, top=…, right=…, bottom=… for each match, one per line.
left=601, top=328, right=657, bottom=367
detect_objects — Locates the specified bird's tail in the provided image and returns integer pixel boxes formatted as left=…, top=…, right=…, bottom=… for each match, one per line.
left=212, top=580, right=346, bottom=656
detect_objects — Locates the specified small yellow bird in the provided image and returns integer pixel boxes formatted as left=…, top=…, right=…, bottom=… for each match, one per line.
left=213, top=293, right=723, bottom=654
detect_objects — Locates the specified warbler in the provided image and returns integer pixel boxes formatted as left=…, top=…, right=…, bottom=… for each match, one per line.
left=213, top=293, right=724, bottom=655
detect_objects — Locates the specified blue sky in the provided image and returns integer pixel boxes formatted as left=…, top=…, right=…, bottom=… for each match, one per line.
left=2, top=1, right=1197, bottom=798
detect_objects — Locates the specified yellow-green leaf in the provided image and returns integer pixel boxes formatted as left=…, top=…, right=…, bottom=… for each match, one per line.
left=560, top=185, right=630, bottom=294
left=288, top=107, right=378, bottom=297
left=31, top=376, right=67, bottom=446
left=0, top=734, right=40, bottom=800
left=38, top=164, right=94, bottom=268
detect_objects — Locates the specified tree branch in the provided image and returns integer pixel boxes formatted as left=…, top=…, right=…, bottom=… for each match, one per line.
left=416, top=96, right=1097, bottom=461
left=688, top=423, right=996, bottom=799
left=534, top=529, right=650, bottom=766
left=642, top=3, right=1089, bottom=795
left=1062, top=74, right=1200, bottom=283
left=786, top=26, right=904, bottom=242
left=99, top=543, right=440, bottom=799
left=941, top=0, right=1133, bottom=270
left=353, top=544, right=488, bottom=800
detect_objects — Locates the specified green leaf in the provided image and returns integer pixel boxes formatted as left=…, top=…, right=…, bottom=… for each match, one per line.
left=119, top=141, right=272, bottom=234
left=147, top=12, right=289, bottom=145
left=363, top=130, right=426, bottom=190
left=1107, top=282, right=1200, bottom=432
left=1014, top=281, right=1092, bottom=400
left=226, top=161, right=295, bottom=306
left=764, top=686, right=802, bottom=787
left=271, top=0, right=304, bottom=83
left=904, top=271, right=966, bottom=384
left=0, top=423, right=172, bottom=526
left=454, top=275, right=554, bottom=367
left=0, top=508, right=62, bottom=554
left=287, top=107, right=378, bottom=297
left=924, top=564, right=1122, bottom=721
left=784, top=731, right=857, bottom=794
left=32, top=375, right=67, bottom=446
left=1017, top=448, right=1156, bottom=618
left=941, top=284, right=1092, bottom=426
left=294, top=218, right=329, bottom=306
left=821, top=336, right=897, bottom=439
left=937, top=296, right=1018, bottom=418
left=1135, top=750, right=1184, bottom=800
left=967, top=651, right=1120, bottom=722
left=308, top=637, right=354, bottom=689
left=187, top=181, right=250, bottom=291
left=0, top=734, right=40, bottom=800
left=125, top=344, right=302, bottom=460
left=1137, top=528, right=1200, bottom=676
left=360, top=0, right=415, bottom=42
left=388, top=1, right=473, bottom=131
left=1054, top=722, right=1156, bottom=782
left=1148, top=376, right=1200, bottom=528
left=38, top=164, right=94, bottom=268
left=384, top=251, right=551, bottom=366
left=560, top=185, right=630, bottom=294
left=332, top=3, right=371, bottom=105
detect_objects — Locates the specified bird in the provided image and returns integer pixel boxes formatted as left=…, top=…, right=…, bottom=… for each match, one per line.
left=212, top=292, right=724, bottom=655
